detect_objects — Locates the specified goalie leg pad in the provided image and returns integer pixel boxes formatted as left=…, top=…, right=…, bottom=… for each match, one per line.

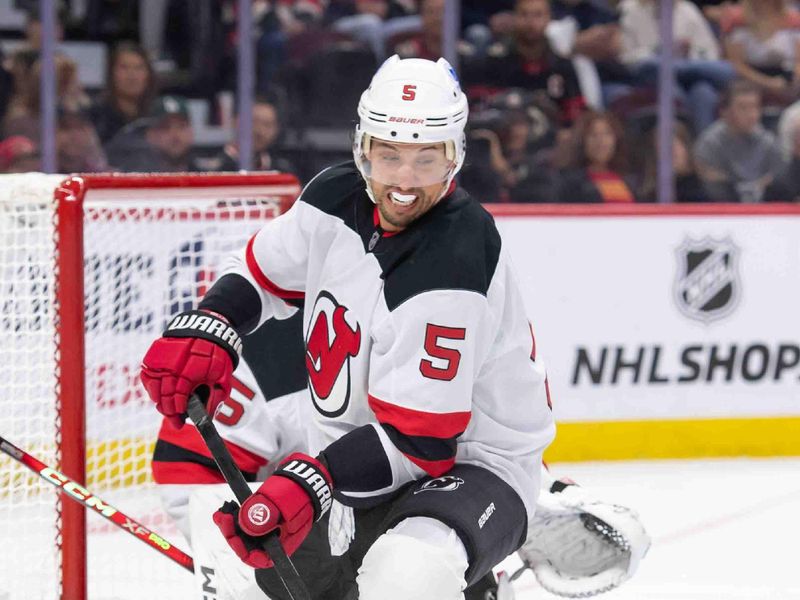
left=357, top=516, right=469, bottom=600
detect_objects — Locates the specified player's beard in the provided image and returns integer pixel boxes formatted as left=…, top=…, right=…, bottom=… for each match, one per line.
left=371, top=181, right=447, bottom=232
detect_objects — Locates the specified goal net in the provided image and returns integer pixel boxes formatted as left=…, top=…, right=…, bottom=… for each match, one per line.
left=0, top=172, right=300, bottom=600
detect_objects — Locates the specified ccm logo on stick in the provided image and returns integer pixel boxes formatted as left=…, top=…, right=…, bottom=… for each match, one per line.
left=41, top=467, right=117, bottom=517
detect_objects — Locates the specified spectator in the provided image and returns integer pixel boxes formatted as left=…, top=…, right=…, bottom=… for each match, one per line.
left=554, top=109, right=638, bottom=202
left=2, top=53, right=89, bottom=141
left=82, top=0, right=140, bottom=43
left=620, top=0, right=722, bottom=63
left=460, top=0, right=517, bottom=53
left=206, top=96, right=297, bottom=174
left=464, top=0, right=586, bottom=127
left=393, top=0, right=477, bottom=64
left=694, top=80, right=785, bottom=202
left=395, top=0, right=451, bottom=61
left=777, top=95, right=800, bottom=156
left=546, top=0, right=625, bottom=109
left=639, top=121, right=710, bottom=202
left=0, top=135, right=40, bottom=173
left=464, top=108, right=556, bottom=202
left=1, top=49, right=41, bottom=140
left=90, top=42, right=157, bottom=144
left=0, top=48, right=14, bottom=125
left=723, top=0, right=800, bottom=105
left=618, top=0, right=735, bottom=133
left=56, top=105, right=108, bottom=173
left=330, top=0, right=420, bottom=61
left=111, top=95, right=201, bottom=172
left=21, top=5, right=66, bottom=50
left=160, top=0, right=236, bottom=97
left=705, top=0, right=800, bottom=37
left=33, top=54, right=90, bottom=114
left=255, top=0, right=329, bottom=94
left=765, top=112, right=800, bottom=201
left=550, top=0, right=621, bottom=64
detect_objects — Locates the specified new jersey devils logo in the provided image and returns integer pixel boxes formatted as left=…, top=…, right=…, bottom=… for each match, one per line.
left=305, top=291, right=361, bottom=417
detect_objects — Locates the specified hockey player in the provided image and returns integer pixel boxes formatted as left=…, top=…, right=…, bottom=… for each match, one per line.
left=141, top=55, right=642, bottom=600
left=153, top=319, right=649, bottom=599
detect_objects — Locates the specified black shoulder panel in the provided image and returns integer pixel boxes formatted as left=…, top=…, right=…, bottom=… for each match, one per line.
left=380, top=189, right=502, bottom=311
left=297, top=161, right=367, bottom=225
left=241, top=311, right=307, bottom=401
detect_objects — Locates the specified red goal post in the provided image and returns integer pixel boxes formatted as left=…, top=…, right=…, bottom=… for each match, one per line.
left=0, top=172, right=300, bottom=600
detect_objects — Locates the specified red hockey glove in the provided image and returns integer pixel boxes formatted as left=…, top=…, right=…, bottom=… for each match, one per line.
left=213, top=453, right=333, bottom=568
left=140, top=310, right=242, bottom=428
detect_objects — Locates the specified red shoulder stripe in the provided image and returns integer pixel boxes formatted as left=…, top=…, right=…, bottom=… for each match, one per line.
left=368, top=394, right=471, bottom=439
left=245, top=234, right=305, bottom=299
left=404, top=454, right=456, bottom=478
left=157, top=419, right=267, bottom=475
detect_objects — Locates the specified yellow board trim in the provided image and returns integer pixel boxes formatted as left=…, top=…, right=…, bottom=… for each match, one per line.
left=544, top=417, right=800, bottom=462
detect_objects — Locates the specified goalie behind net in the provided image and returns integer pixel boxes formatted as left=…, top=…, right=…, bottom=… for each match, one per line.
left=0, top=172, right=299, bottom=600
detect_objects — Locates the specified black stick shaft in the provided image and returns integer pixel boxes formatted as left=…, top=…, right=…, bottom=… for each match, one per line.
left=187, top=392, right=311, bottom=600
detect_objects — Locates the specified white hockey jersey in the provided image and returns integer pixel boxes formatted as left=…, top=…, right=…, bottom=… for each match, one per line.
left=200, top=162, right=555, bottom=518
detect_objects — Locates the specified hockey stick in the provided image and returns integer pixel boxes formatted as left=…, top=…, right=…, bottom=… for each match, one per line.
left=186, top=391, right=311, bottom=600
left=0, top=433, right=194, bottom=573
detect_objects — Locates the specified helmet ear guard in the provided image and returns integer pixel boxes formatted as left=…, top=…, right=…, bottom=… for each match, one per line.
left=353, top=55, right=469, bottom=203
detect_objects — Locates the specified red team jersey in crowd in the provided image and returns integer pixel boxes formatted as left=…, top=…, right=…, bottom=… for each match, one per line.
left=190, top=161, right=555, bottom=518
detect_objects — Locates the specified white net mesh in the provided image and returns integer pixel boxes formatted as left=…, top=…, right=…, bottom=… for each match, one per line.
left=1, top=173, right=63, bottom=600
left=0, top=173, right=295, bottom=599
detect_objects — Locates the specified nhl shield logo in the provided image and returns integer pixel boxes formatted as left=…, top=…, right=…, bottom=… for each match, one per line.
left=674, top=237, right=740, bottom=324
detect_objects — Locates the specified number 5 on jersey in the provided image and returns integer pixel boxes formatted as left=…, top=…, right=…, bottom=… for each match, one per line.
left=214, top=377, right=254, bottom=426
left=419, top=324, right=466, bottom=381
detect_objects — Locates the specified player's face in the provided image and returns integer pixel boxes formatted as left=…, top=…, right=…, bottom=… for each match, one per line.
left=366, top=140, right=454, bottom=232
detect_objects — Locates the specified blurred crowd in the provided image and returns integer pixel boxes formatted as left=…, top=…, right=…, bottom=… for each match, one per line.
left=2, top=0, right=800, bottom=203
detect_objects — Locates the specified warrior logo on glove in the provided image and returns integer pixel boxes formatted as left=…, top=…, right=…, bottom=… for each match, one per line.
left=212, top=453, right=334, bottom=568
left=282, top=458, right=334, bottom=516
left=246, top=503, right=271, bottom=527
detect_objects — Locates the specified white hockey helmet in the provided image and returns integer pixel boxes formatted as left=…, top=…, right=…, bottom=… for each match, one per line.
left=354, top=55, right=469, bottom=202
